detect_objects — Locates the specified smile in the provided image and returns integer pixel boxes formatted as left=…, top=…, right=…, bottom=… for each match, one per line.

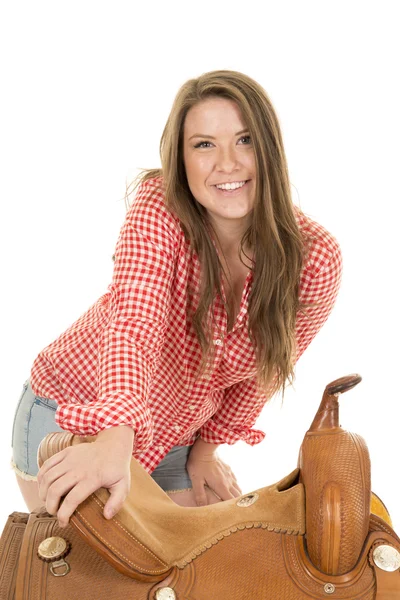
left=213, top=180, right=250, bottom=195
left=215, top=180, right=247, bottom=190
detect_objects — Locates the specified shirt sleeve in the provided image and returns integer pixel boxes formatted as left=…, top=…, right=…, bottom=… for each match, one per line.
left=294, top=239, right=343, bottom=362
left=198, top=236, right=343, bottom=446
left=54, top=180, right=180, bottom=449
left=198, top=376, right=270, bottom=445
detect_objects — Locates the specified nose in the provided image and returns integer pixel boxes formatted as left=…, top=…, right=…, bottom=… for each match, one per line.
left=215, top=145, right=240, bottom=173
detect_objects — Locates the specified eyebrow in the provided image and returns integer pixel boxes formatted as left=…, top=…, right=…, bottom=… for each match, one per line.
left=188, top=128, right=249, bottom=141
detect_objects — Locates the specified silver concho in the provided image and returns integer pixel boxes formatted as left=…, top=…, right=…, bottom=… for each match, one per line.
left=324, top=583, right=335, bottom=594
left=236, top=492, right=259, bottom=507
left=155, top=587, right=176, bottom=600
left=373, top=545, right=400, bottom=572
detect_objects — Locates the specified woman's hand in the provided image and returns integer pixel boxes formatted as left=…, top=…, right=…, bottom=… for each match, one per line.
left=186, top=438, right=242, bottom=506
left=37, top=425, right=134, bottom=528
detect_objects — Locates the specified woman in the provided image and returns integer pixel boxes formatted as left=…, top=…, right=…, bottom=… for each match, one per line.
left=11, top=70, right=342, bottom=528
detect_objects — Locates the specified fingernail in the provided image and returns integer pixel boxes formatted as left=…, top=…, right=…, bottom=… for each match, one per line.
left=106, top=509, right=115, bottom=519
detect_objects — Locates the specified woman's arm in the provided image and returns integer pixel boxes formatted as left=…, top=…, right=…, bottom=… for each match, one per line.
left=38, top=179, right=181, bottom=525
left=38, top=424, right=135, bottom=527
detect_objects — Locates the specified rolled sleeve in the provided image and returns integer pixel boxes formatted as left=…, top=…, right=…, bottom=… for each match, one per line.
left=199, top=377, right=270, bottom=446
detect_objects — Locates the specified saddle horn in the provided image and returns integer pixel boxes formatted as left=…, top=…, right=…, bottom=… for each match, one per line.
left=298, top=374, right=371, bottom=575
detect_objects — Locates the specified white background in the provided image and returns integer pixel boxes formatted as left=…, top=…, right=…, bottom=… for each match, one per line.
left=1, top=1, right=399, bottom=532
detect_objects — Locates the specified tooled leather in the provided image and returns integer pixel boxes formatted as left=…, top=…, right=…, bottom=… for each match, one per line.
left=369, top=514, right=400, bottom=543
left=300, top=430, right=371, bottom=575
left=0, top=515, right=27, bottom=600
left=16, top=515, right=53, bottom=600
left=11, top=512, right=400, bottom=600
left=282, top=535, right=375, bottom=598
left=168, top=528, right=376, bottom=599
left=16, top=512, right=156, bottom=599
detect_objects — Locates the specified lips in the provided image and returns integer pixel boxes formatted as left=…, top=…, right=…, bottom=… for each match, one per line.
left=213, top=180, right=250, bottom=195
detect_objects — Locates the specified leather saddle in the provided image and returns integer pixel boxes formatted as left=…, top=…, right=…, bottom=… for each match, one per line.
left=1, top=374, right=400, bottom=599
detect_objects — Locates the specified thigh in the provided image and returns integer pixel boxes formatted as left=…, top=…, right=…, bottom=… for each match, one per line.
left=150, top=445, right=193, bottom=492
left=151, top=445, right=223, bottom=506
left=11, top=379, right=64, bottom=479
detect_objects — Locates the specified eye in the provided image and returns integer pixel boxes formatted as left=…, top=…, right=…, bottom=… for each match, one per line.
left=194, top=141, right=212, bottom=149
left=239, top=135, right=252, bottom=144
left=194, top=135, right=251, bottom=149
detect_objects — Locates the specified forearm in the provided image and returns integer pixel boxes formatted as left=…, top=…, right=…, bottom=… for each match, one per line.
left=95, top=425, right=135, bottom=451
left=191, top=435, right=220, bottom=456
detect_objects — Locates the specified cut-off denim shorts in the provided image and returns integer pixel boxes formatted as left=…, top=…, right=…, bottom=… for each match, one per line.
left=11, top=379, right=193, bottom=493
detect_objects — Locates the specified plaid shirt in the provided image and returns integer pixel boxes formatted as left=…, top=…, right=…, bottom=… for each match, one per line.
left=30, top=176, right=343, bottom=473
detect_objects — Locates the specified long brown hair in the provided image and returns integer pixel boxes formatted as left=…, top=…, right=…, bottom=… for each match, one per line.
left=124, top=70, right=306, bottom=397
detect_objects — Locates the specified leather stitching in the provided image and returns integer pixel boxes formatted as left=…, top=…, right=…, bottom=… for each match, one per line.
left=74, top=497, right=169, bottom=574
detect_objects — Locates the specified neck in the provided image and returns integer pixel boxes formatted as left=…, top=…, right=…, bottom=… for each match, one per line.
left=207, top=217, right=252, bottom=260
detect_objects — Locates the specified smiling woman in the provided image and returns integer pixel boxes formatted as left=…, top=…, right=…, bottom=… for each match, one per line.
left=10, top=70, right=342, bottom=529
left=183, top=97, right=256, bottom=238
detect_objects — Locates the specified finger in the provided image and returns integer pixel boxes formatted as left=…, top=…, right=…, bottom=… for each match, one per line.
left=57, top=480, right=100, bottom=528
left=38, top=461, right=69, bottom=504
left=208, top=481, right=236, bottom=502
left=45, top=469, right=81, bottom=515
left=37, top=450, right=67, bottom=484
left=191, top=478, right=209, bottom=506
left=103, top=479, right=130, bottom=519
left=231, top=483, right=243, bottom=497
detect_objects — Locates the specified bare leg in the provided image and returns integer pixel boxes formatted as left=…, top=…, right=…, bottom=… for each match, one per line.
left=15, top=475, right=43, bottom=512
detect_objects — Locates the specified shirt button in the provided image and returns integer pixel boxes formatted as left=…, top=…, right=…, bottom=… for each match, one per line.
left=188, top=404, right=196, bottom=411
left=158, top=445, right=165, bottom=453
left=173, top=424, right=181, bottom=432
left=214, top=339, right=223, bottom=346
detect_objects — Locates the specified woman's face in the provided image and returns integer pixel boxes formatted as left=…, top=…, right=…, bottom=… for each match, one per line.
left=183, top=97, right=256, bottom=239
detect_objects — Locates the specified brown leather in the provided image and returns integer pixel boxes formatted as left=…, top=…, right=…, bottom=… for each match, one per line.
left=1, top=373, right=399, bottom=599
left=298, top=374, right=371, bottom=575
left=13, top=509, right=163, bottom=599
left=1, top=510, right=399, bottom=599
left=37, top=433, right=305, bottom=580
left=0, top=513, right=27, bottom=600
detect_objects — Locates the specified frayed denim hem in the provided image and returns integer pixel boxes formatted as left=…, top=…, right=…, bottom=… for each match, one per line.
left=10, top=457, right=38, bottom=482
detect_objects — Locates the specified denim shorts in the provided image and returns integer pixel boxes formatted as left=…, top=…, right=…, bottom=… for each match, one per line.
left=11, top=379, right=193, bottom=493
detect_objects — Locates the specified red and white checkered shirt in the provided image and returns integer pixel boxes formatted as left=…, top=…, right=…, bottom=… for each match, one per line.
left=30, top=176, right=343, bottom=473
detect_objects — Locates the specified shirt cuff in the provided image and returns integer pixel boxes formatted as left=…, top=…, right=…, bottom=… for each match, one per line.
left=199, top=419, right=266, bottom=446
left=54, top=392, right=154, bottom=454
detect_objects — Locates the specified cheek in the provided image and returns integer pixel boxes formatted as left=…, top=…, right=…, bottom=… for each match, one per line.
left=245, top=153, right=256, bottom=173
left=186, top=159, right=210, bottom=185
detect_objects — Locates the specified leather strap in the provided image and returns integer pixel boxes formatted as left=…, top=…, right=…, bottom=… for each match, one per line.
left=373, top=565, right=400, bottom=599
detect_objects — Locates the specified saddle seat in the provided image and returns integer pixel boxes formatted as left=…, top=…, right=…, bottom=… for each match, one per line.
left=38, top=431, right=305, bottom=581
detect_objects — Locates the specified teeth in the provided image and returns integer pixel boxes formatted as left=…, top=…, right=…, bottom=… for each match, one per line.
left=216, top=180, right=246, bottom=190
